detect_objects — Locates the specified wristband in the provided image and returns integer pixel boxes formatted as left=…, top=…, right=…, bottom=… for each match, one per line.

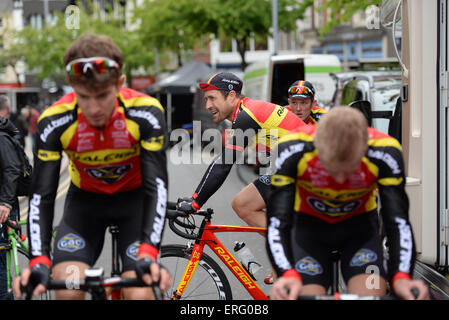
left=282, top=269, right=302, bottom=281
left=392, top=272, right=412, bottom=291
left=192, top=200, right=201, bottom=210
left=29, top=256, right=52, bottom=269
left=137, top=243, right=159, bottom=261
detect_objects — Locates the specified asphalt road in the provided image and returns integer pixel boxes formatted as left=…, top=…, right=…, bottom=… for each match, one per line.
left=19, top=147, right=272, bottom=299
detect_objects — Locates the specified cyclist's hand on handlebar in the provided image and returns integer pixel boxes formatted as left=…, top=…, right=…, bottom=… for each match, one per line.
left=135, top=257, right=172, bottom=292
left=270, top=276, right=302, bottom=300
left=393, top=278, right=430, bottom=300
left=176, top=196, right=196, bottom=214
left=13, top=265, right=50, bottom=299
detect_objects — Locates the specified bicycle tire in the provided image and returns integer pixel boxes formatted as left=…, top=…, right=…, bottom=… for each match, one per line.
left=160, top=244, right=233, bottom=300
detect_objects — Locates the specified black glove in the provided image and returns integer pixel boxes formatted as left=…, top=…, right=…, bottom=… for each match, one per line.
left=176, top=197, right=196, bottom=214
left=21, top=264, right=50, bottom=299
left=30, top=264, right=50, bottom=289
left=135, top=257, right=155, bottom=281
left=135, top=257, right=167, bottom=280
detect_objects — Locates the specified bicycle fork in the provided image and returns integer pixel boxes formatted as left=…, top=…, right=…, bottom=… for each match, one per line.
left=171, top=242, right=204, bottom=300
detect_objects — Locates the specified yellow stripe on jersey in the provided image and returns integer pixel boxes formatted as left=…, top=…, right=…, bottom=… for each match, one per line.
left=296, top=180, right=374, bottom=201
left=125, top=118, right=140, bottom=142
left=119, top=94, right=165, bottom=113
left=368, top=137, right=402, bottom=151
left=60, top=122, right=78, bottom=149
left=65, top=144, right=140, bottom=165
left=362, top=157, right=379, bottom=178
left=297, top=150, right=317, bottom=176
left=364, top=191, right=378, bottom=212
left=294, top=186, right=302, bottom=212
left=37, top=149, right=61, bottom=161
left=262, top=106, right=289, bottom=129
left=271, top=174, right=295, bottom=187
left=141, top=135, right=165, bottom=151
left=378, top=177, right=403, bottom=186
left=279, top=131, right=314, bottom=144
left=68, top=161, right=81, bottom=188
left=38, top=101, right=77, bottom=122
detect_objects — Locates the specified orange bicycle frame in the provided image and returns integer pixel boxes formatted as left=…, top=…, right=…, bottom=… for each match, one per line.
left=172, top=221, right=268, bottom=300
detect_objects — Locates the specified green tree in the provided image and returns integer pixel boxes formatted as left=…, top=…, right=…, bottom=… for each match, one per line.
left=135, top=0, right=304, bottom=72
left=298, top=0, right=382, bottom=36
left=18, top=0, right=154, bottom=85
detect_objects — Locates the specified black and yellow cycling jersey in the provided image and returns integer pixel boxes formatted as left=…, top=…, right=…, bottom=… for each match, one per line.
left=28, top=88, right=168, bottom=263
left=267, top=125, right=415, bottom=285
left=192, top=97, right=306, bottom=208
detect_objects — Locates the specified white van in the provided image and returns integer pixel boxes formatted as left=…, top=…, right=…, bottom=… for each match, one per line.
left=242, top=54, right=342, bottom=107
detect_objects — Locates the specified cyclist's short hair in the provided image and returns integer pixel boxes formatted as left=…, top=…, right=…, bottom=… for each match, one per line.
left=315, top=106, right=368, bottom=164
left=63, top=33, right=123, bottom=90
left=220, top=90, right=244, bottom=100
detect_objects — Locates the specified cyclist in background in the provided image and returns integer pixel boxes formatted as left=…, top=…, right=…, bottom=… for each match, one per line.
left=13, top=33, right=171, bottom=300
left=267, top=106, right=429, bottom=300
left=286, top=80, right=327, bottom=125
left=177, top=72, right=306, bottom=231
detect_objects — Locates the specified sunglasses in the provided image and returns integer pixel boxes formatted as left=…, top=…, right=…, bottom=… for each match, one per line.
left=288, top=85, right=314, bottom=97
left=66, top=57, right=120, bottom=76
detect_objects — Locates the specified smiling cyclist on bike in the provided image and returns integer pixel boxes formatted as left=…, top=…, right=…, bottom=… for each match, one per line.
left=13, top=33, right=171, bottom=300
left=267, top=106, right=429, bottom=300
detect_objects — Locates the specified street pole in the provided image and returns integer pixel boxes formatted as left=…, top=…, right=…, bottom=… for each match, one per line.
left=43, top=0, right=49, bottom=24
left=272, top=0, right=279, bottom=56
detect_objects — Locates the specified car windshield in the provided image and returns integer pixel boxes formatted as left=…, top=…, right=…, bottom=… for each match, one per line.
left=373, top=80, right=401, bottom=110
left=371, top=80, right=401, bottom=133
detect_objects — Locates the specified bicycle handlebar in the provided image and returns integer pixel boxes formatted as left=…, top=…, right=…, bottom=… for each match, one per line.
left=21, top=276, right=163, bottom=300
left=166, top=201, right=211, bottom=240
left=5, top=219, right=21, bottom=232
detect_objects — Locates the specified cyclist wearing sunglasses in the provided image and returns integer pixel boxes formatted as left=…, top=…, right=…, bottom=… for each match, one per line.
left=13, top=33, right=171, bottom=300
left=287, top=80, right=327, bottom=125
left=267, top=107, right=429, bottom=300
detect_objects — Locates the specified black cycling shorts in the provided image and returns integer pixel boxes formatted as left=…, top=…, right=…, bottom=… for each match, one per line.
left=252, top=174, right=271, bottom=204
left=52, top=183, right=145, bottom=273
left=290, top=211, right=387, bottom=290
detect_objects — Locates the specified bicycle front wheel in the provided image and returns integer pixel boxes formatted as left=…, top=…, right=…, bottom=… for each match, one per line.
left=160, top=244, right=232, bottom=300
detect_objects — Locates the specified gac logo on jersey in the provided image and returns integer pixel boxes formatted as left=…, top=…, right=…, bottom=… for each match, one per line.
left=350, top=249, right=378, bottom=267
left=295, top=256, right=323, bottom=276
left=126, top=241, right=141, bottom=261
left=57, top=233, right=85, bottom=253
left=307, top=197, right=361, bottom=217
left=85, top=163, right=132, bottom=184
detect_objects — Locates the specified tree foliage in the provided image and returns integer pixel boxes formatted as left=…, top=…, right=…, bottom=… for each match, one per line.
left=135, top=0, right=304, bottom=71
left=17, top=0, right=154, bottom=84
left=299, top=0, right=382, bottom=37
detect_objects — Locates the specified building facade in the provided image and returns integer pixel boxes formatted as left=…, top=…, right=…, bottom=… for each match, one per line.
left=209, top=1, right=398, bottom=72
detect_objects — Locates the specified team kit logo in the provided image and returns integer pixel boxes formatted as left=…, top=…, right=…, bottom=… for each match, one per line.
left=350, top=249, right=378, bottom=267
left=85, top=164, right=132, bottom=184
left=295, top=256, right=323, bottom=276
left=307, top=197, right=362, bottom=217
left=126, top=241, right=141, bottom=261
left=57, top=233, right=86, bottom=253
